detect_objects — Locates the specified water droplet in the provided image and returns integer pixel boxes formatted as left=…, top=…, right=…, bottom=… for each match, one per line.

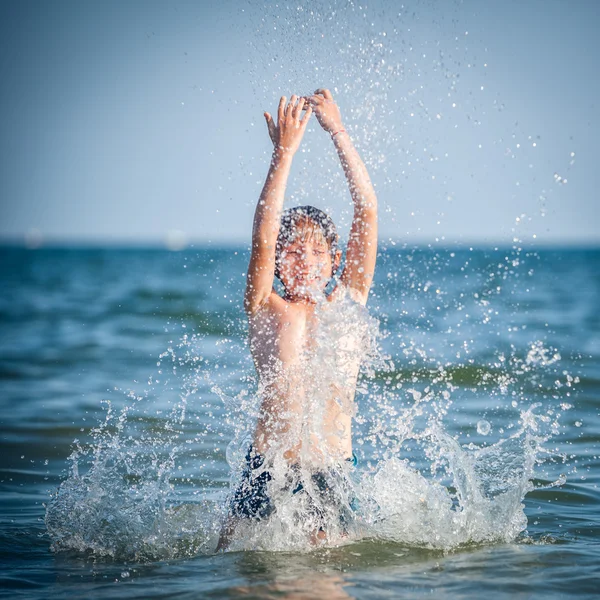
left=477, top=420, right=491, bottom=435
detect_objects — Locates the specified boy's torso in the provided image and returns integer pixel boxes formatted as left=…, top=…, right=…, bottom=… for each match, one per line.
left=248, top=287, right=365, bottom=466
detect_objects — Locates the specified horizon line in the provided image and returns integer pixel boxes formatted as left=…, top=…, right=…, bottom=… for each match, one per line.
left=1, top=237, right=599, bottom=251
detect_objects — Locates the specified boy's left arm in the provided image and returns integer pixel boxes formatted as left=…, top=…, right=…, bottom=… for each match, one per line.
left=309, top=89, right=378, bottom=304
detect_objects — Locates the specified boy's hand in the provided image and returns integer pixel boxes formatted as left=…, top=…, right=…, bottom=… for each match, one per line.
left=306, top=88, right=344, bottom=135
left=264, top=95, right=312, bottom=155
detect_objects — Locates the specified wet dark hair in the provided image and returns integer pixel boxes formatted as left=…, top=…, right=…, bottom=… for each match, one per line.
left=274, top=205, right=339, bottom=280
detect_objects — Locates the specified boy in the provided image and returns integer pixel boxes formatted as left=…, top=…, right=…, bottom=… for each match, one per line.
left=218, top=89, right=377, bottom=549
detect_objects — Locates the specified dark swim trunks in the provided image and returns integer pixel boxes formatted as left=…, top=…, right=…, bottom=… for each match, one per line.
left=230, top=447, right=274, bottom=520
left=230, top=446, right=357, bottom=528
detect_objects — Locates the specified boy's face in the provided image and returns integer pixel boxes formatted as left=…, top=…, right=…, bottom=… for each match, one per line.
left=278, top=237, right=336, bottom=300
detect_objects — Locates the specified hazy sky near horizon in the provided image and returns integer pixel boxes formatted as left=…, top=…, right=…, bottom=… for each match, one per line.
left=1, top=0, right=598, bottom=247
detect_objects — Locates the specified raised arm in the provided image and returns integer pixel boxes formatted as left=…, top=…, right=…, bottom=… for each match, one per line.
left=244, top=95, right=312, bottom=315
left=308, top=89, right=378, bottom=305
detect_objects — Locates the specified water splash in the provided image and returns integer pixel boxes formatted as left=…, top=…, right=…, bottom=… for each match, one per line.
left=45, top=288, right=569, bottom=558
left=45, top=336, right=223, bottom=560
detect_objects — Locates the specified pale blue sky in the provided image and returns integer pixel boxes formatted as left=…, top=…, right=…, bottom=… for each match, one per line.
left=0, top=0, right=598, bottom=246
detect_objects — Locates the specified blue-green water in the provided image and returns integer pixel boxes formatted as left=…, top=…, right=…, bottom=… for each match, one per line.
left=1, top=245, right=598, bottom=598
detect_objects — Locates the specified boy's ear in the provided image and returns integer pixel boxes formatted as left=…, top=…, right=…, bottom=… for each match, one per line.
left=332, top=249, right=342, bottom=276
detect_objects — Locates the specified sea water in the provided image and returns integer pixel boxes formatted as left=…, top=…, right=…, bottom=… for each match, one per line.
left=43, top=252, right=556, bottom=556
left=1, top=245, right=598, bottom=597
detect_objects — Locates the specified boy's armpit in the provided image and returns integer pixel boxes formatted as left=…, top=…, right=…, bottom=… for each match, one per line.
left=346, top=286, right=368, bottom=306
left=245, top=289, right=286, bottom=318
left=329, top=282, right=369, bottom=307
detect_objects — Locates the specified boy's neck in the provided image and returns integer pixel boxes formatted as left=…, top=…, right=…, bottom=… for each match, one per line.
left=282, top=288, right=325, bottom=304
left=282, top=292, right=317, bottom=304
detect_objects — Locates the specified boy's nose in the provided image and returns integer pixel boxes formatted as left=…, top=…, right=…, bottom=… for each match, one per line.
left=304, top=256, right=320, bottom=270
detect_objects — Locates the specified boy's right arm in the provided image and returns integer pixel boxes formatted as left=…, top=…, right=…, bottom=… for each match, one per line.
left=244, top=96, right=312, bottom=315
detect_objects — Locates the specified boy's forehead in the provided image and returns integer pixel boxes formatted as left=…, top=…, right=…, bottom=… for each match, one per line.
left=283, top=230, right=328, bottom=247
left=281, top=218, right=328, bottom=245
left=283, top=238, right=328, bottom=249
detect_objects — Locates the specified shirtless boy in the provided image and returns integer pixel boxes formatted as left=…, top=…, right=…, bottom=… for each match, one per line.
left=218, top=89, right=377, bottom=549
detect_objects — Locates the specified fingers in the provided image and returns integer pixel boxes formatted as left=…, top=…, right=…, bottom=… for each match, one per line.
left=287, top=95, right=298, bottom=119
left=293, top=97, right=305, bottom=119
left=277, top=93, right=324, bottom=118
left=314, top=88, right=333, bottom=100
left=264, top=112, right=277, bottom=142
left=300, top=106, right=312, bottom=128
left=283, top=95, right=308, bottom=125
left=273, top=94, right=312, bottom=138
left=276, top=94, right=315, bottom=117
left=277, top=96, right=287, bottom=123
left=300, top=96, right=312, bottom=108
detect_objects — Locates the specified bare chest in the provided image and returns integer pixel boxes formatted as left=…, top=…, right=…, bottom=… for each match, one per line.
left=249, top=303, right=315, bottom=372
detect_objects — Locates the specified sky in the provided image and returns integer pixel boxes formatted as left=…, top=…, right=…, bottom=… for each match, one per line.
left=0, top=0, right=598, bottom=247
